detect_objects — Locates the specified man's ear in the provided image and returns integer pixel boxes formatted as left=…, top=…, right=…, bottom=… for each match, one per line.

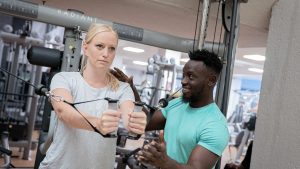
left=208, top=75, right=217, bottom=87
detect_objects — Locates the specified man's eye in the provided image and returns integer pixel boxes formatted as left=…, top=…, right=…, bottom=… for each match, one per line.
left=188, top=74, right=194, bottom=79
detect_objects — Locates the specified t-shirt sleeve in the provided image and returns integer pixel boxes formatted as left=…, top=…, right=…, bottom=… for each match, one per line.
left=50, top=72, right=71, bottom=92
left=161, top=97, right=182, bottom=119
left=197, top=122, right=229, bottom=156
left=118, top=83, right=135, bottom=105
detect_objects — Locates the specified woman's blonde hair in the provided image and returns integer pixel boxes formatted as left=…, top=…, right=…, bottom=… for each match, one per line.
left=81, top=23, right=120, bottom=91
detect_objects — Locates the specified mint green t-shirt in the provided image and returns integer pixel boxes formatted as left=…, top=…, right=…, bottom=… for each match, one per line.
left=161, top=97, right=229, bottom=164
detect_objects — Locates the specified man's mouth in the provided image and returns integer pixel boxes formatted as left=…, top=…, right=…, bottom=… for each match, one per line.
left=182, top=88, right=191, bottom=93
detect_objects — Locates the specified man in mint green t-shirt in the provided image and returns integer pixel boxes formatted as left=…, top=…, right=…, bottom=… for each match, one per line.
left=138, top=49, right=229, bottom=169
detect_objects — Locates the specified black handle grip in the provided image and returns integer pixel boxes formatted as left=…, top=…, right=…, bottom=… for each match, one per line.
left=0, top=146, right=12, bottom=156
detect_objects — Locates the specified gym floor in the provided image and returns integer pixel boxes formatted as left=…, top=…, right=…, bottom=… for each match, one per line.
left=1, top=130, right=238, bottom=169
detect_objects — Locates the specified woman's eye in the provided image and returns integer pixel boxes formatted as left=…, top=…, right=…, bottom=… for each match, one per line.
left=96, top=44, right=104, bottom=49
left=109, top=47, right=116, bottom=52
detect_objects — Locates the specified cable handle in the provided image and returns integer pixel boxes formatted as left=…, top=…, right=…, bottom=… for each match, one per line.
left=102, top=98, right=119, bottom=137
left=126, top=102, right=144, bottom=140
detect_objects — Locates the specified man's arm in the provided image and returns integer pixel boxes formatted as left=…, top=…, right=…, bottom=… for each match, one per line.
left=138, top=141, right=219, bottom=169
left=146, top=110, right=166, bottom=131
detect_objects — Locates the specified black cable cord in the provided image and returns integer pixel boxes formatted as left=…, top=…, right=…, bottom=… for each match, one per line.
left=0, top=67, right=117, bottom=137
left=193, top=0, right=201, bottom=51
left=222, top=0, right=230, bottom=32
left=212, top=0, right=222, bottom=52
left=63, top=100, right=117, bottom=138
left=218, top=20, right=224, bottom=55
left=0, top=67, right=152, bottom=139
left=0, top=67, right=36, bottom=88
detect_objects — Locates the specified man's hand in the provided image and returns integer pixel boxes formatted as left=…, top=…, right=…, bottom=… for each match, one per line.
left=97, top=110, right=121, bottom=135
left=110, top=67, right=133, bottom=85
left=128, top=111, right=147, bottom=134
left=110, top=67, right=142, bottom=102
left=137, top=140, right=169, bottom=168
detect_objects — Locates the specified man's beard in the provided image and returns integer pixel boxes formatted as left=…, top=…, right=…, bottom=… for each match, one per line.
left=182, top=92, right=200, bottom=104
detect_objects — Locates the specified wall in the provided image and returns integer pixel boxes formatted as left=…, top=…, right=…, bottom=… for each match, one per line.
left=250, top=0, right=300, bottom=168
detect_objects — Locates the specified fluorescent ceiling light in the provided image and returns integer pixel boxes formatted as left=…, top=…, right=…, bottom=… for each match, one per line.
left=248, top=68, right=263, bottom=73
left=243, top=55, right=265, bottom=61
left=133, top=61, right=148, bottom=66
left=180, top=58, right=189, bottom=62
left=123, top=47, right=144, bottom=53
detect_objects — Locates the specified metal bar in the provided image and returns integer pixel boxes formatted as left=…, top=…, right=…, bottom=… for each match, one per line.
left=198, top=0, right=211, bottom=50
left=1, top=131, right=11, bottom=168
left=0, top=31, right=44, bottom=47
left=60, top=28, right=82, bottom=72
left=0, top=0, right=224, bottom=54
left=221, top=0, right=239, bottom=116
left=6, top=43, right=18, bottom=101
left=0, top=91, right=34, bottom=97
left=23, top=66, right=42, bottom=159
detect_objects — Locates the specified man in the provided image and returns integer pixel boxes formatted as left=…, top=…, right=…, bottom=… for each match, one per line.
left=137, top=49, right=229, bottom=169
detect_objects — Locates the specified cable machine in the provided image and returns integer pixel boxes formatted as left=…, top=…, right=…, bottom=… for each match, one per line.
left=0, top=0, right=246, bottom=168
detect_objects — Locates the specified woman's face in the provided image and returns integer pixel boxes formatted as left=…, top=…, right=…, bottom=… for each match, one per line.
left=83, top=31, right=118, bottom=70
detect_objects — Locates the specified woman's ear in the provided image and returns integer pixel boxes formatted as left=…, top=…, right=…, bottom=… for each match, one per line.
left=83, top=42, right=88, bottom=55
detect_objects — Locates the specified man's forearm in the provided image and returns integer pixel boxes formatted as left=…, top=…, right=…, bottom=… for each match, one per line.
left=159, top=157, right=195, bottom=169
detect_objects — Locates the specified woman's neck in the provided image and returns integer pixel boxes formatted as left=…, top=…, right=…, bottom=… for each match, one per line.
left=82, top=66, right=108, bottom=88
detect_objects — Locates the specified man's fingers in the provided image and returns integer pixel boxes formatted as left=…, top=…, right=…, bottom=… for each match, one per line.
left=109, top=69, right=118, bottom=76
left=142, top=144, right=162, bottom=160
left=114, top=67, right=125, bottom=76
left=151, top=141, right=164, bottom=152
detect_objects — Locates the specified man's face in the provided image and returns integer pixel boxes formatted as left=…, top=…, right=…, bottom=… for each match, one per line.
left=181, top=60, right=209, bottom=103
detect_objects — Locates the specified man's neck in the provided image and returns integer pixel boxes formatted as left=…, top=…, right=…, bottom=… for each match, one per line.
left=189, top=95, right=214, bottom=108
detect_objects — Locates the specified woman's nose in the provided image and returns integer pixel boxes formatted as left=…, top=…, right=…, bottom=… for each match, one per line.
left=102, top=47, right=109, bottom=58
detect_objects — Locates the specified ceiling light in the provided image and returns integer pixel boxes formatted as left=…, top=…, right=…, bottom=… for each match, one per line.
left=180, top=58, right=189, bottom=62
left=123, top=47, right=144, bottom=53
left=133, top=61, right=148, bottom=66
left=243, top=55, right=265, bottom=61
left=248, top=68, right=264, bottom=73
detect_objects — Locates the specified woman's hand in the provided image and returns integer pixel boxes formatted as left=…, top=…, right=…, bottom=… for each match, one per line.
left=97, top=110, right=121, bottom=135
left=128, top=111, right=147, bottom=134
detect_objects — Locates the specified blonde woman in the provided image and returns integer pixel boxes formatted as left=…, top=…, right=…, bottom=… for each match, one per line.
left=39, top=24, right=147, bottom=169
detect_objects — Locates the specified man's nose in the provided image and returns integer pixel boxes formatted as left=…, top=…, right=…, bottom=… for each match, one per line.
left=181, top=77, right=188, bottom=86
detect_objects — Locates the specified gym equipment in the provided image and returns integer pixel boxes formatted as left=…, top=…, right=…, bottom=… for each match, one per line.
left=0, top=0, right=244, bottom=168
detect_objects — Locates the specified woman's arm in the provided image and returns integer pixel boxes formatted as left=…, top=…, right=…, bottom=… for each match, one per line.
left=119, top=100, right=147, bottom=135
left=51, top=88, right=121, bottom=135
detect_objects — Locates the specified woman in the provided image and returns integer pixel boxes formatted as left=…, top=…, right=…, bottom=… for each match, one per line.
left=39, top=24, right=147, bottom=169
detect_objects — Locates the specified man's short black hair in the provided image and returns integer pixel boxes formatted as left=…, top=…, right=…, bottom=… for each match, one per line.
left=188, top=49, right=223, bottom=74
